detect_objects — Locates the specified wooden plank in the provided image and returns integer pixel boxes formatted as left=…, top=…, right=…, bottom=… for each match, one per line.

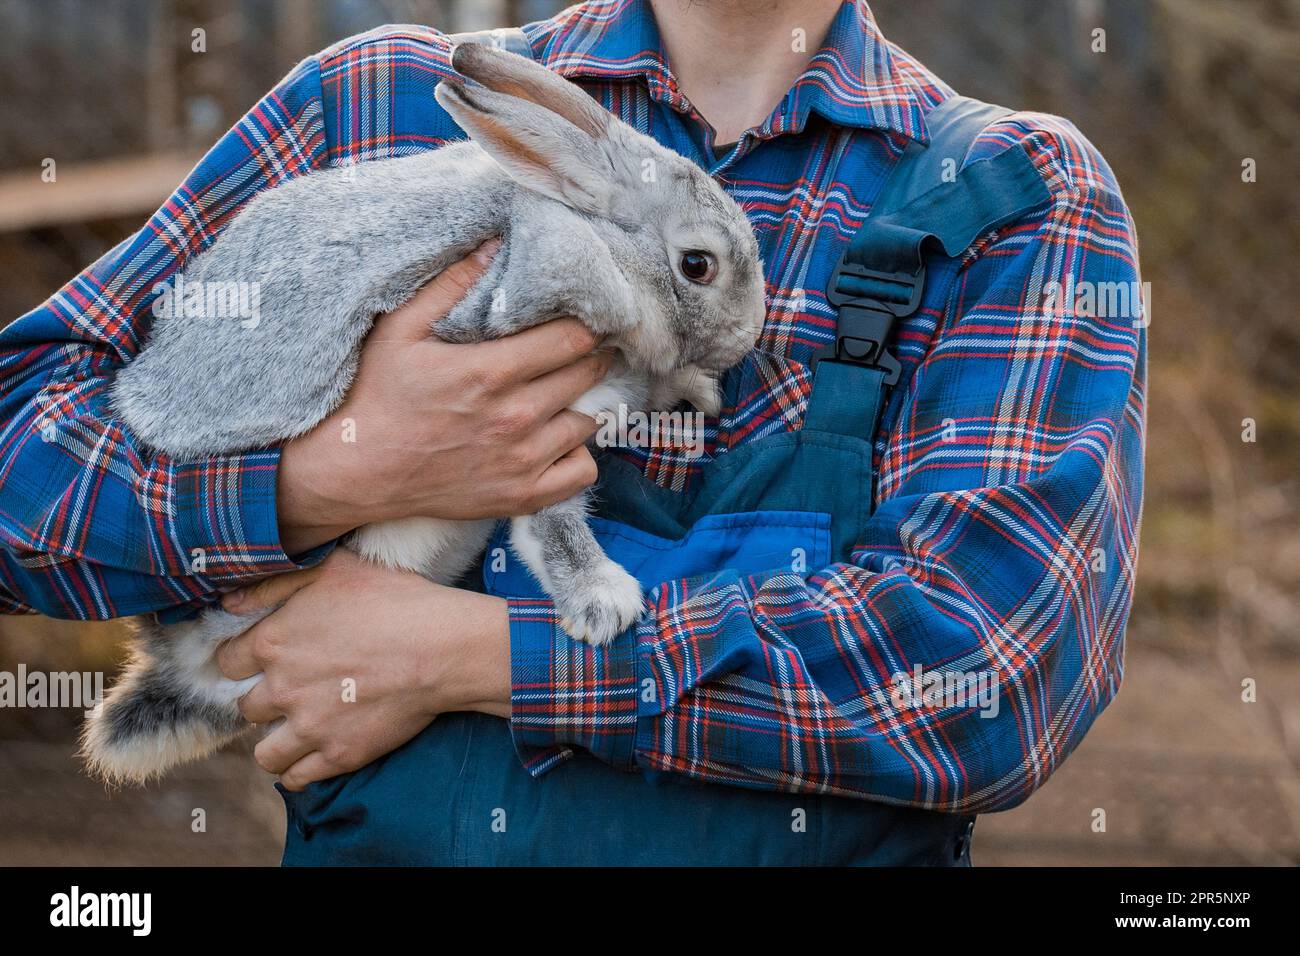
left=0, top=151, right=203, bottom=234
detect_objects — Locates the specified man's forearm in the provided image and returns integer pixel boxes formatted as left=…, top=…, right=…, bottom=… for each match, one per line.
left=451, top=593, right=513, bottom=719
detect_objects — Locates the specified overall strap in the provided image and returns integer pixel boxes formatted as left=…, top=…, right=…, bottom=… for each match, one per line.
left=805, top=96, right=1052, bottom=440
left=447, top=26, right=531, bottom=57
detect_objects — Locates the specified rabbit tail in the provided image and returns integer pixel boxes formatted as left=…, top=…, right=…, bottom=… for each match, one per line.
left=80, top=609, right=264, bottom=785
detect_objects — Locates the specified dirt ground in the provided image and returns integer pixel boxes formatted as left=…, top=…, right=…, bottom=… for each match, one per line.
left=975, top=646, right=1300, bottom=866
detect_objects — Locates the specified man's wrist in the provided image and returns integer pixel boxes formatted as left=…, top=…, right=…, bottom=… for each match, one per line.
left=276, top=436, right=362, bottom=553
left=439, top=589, right=512, bottom=719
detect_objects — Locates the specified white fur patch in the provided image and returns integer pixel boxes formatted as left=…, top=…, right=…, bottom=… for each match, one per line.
left=569, top=373, right=647, bottom=420
left=349, top=517, right=496, bottom=582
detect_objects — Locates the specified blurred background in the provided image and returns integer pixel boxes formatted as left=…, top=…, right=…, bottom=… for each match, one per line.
left=1, top=0, right=1297, bottom=866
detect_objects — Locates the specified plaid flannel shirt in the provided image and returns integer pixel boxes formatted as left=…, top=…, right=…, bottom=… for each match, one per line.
left=0, top=0, right=1144, bottom=812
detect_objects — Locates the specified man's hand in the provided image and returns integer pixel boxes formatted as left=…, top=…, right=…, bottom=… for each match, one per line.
left=216, top=549, right=512, bottom=791
left=276, top=238, right=612, bottom=553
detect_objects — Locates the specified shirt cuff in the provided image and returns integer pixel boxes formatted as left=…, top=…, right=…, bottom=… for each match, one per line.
left=157, top=447, right=333, bottom=580
left=507, top=597, right=640, bottom=776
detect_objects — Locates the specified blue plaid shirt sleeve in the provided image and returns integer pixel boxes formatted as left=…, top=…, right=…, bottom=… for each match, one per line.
left=0, top=56, right=330, bottom=619
left=509, top=116, right=1146, bottom=812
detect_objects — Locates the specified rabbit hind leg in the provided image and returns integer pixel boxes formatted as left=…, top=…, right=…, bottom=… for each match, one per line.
left=80, top=609, right=263, bottom=784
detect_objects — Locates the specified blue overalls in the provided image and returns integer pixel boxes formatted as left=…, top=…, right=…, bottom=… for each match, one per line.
left=280, top=37, right=1052, bottom=865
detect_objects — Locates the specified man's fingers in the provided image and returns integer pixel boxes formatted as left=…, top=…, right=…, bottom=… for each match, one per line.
left=533, top=409, right=601, bottom=462
left=236, top=678, right=280, bottom=725
left=254, top=721, right=313, bottom=776
left=518, top=350, right=614, bottom=419
left=473, top=318, right=604, bottom=384
left=372, top=237, right=502, bottom=343
left=279, top=752, right=336, bottom=792
left=216, top=628, right=259, bottom=681
left=525, top=445, right=599, bottom=511
left=222, top=563, right=324, bottom=616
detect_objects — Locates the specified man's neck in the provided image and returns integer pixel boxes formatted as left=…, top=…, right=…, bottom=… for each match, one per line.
left=649, top=0, right=845, bottom=144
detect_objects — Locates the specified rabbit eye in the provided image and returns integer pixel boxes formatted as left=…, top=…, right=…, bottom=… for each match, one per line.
left=679, top=251, right=717, bottom=284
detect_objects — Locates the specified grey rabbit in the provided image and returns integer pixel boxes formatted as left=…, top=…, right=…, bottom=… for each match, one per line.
left=81, top=41, right=766, bottom=784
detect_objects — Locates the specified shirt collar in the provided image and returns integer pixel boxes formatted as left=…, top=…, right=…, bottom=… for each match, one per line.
left=539, top=0, right=929, bottom=145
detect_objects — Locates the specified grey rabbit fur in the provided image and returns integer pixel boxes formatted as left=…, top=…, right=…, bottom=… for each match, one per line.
left=81, top=41, right=766, bottom=784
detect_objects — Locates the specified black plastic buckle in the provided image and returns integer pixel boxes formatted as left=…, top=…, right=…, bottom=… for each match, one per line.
left=813, top=259, right=925, bottom=384
left=816, top=302, right=903, bottom=384
left=826, top=260, right=926, bottom=314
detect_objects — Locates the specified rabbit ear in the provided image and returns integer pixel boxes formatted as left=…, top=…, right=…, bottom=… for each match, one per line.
left=448, top=41, right=611, bottom=139
left=436, top=72, right=616, bottom=215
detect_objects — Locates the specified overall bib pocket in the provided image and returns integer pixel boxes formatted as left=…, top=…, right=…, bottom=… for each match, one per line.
left=484, top=509, right=834, bottom=599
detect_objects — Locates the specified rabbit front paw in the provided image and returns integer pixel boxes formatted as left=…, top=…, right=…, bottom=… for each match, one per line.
left=556, top=561, right=644, bottom=645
